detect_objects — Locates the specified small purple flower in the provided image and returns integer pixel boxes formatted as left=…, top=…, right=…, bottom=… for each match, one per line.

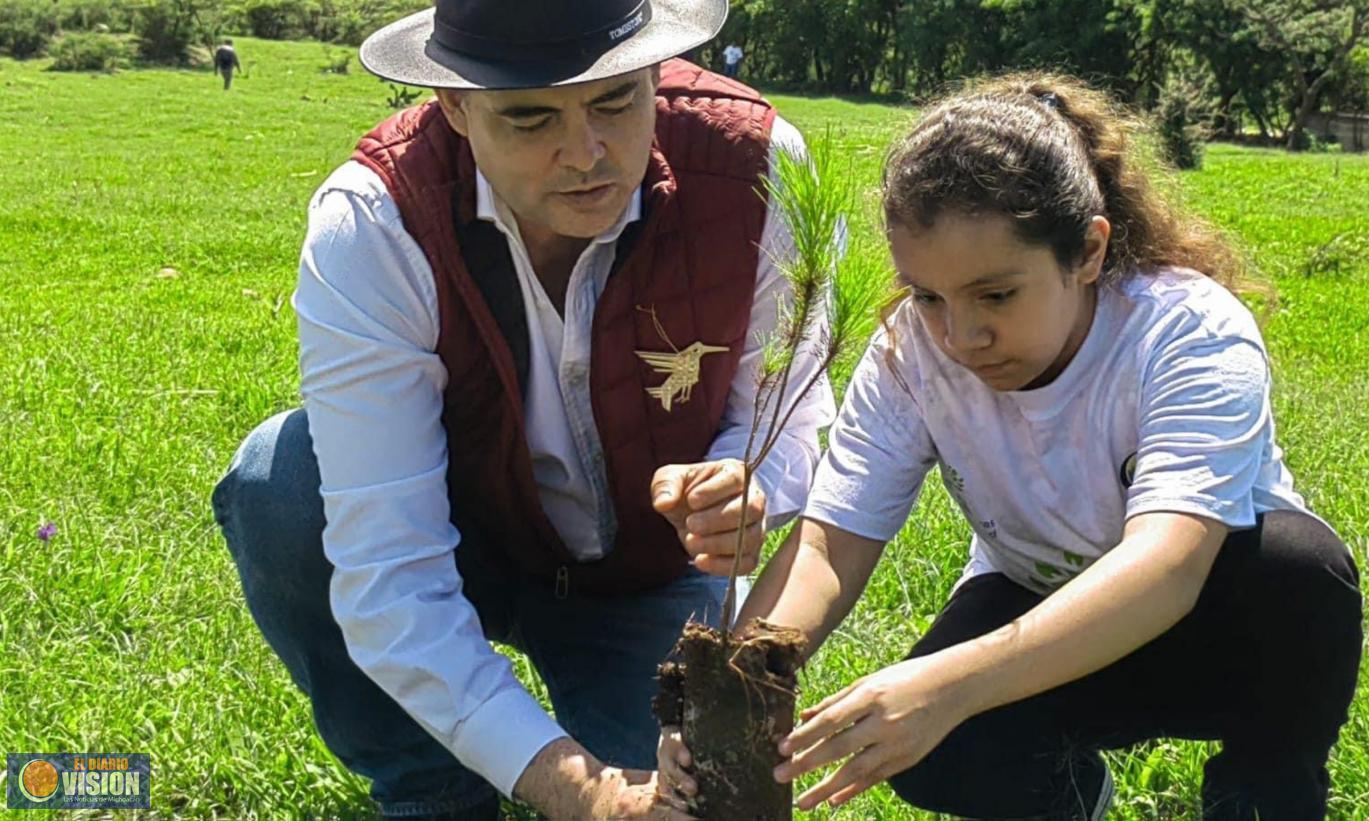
left=37, top=522, right=57, bottom=543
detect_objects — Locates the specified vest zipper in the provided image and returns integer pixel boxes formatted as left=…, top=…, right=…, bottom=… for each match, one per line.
left=555, top=566, right=570, bottom=600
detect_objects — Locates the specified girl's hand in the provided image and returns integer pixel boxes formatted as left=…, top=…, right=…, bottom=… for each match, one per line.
left=774, top=655, right=971, bottom=811
left=655, top=727, right=697, bottom=811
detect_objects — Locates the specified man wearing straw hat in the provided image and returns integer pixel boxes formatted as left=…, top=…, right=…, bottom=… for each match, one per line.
left=211, top=0, right=833, bottom=817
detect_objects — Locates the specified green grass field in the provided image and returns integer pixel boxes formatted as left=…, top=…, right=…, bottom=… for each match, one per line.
left=2, top=37, right=1366, bottom=819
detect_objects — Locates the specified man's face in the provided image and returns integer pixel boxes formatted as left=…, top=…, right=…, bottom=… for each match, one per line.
left=435, top=68, right=659, bottom=243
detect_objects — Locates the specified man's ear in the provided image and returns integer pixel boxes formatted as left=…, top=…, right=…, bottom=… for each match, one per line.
left=433, top=88, right=470, bottom=138
left=1075, top=215, right=1111, bottom=285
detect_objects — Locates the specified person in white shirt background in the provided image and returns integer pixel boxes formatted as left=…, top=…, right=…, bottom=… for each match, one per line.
left=210, top=0, right=833, bottom=818
left=659, top=74, right=1362, bottom=820
left=722, top=43, right=744, bottom=78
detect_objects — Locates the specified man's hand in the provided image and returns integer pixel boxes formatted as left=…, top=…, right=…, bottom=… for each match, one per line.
left=655, top=726, right=697, bottom=810
left=589, top=768, right=695, bottom=819
left=514, top=738, right=696, bottom=819
left=651, top=459, right=766, bottom=575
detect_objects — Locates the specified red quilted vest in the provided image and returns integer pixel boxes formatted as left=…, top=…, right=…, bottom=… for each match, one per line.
left=353, top=60, right=775, bottom=594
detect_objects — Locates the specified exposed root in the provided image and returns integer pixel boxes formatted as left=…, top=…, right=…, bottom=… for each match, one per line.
left=656, top=617, right=806, bottom=819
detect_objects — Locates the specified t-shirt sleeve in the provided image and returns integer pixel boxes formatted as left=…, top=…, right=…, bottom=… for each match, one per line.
left=1125, top=330, right=1272, bottom=528
left=802, top=329, right=939, bottom=541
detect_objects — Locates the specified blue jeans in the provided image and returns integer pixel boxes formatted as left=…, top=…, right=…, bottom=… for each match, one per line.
left=212, top=409, right=736, bottom=818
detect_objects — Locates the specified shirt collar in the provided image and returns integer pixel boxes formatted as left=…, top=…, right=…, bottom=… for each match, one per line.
left=474, top=169, right=642, bottom=246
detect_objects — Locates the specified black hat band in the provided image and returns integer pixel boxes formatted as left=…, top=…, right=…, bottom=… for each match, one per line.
left=432, top=0, right=653, bottom=63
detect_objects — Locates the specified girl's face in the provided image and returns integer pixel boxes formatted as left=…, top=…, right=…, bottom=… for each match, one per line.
left=888, top=212, right=1110, bottom=392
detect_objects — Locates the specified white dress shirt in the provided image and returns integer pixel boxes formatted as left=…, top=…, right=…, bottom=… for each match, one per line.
left=293, top=114, right=834, bottom=797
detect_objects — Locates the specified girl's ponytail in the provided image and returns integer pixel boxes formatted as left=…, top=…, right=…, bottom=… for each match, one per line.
left=884, top=73, right=1245, bottom=288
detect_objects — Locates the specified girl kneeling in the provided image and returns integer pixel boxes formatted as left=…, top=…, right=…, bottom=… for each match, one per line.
left=661, top=75, right=1361, bottom=820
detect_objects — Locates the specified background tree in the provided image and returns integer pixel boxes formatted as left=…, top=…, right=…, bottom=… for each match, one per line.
left=1231, top=0, right=1368, bottom=148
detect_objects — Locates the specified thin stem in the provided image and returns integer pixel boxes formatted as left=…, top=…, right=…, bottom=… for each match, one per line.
left=750, top=348, right=838, bottom=469
left=722, top=375, right=776, bottom=635
left=722, top=345, right=837, bottom=635
left=719, top=464, right=754, bottom=634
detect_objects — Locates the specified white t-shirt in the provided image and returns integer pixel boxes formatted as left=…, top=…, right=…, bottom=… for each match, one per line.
left=804, top=268, right=1312, bottom=594
left=724, top=45, right=744, bottom=65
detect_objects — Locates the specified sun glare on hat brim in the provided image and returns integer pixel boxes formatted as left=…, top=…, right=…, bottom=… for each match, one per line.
left=359, top=0, right=727, bottom=90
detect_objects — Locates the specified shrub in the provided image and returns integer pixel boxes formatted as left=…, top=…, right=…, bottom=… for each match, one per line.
left=55, top=0, right=134, bottom=34
left=0, top=0, right=59, bottom=59
left=385, top=81, right=420, bottom=109
left=312, top=0, right=428, bottom=46
left=240, top=0, right=316, bottom=40
left=132, top=0, right=219, bottom=64
left=319, top=47, right=350, bottom=73
left=1156, top=74, right=1212, bottom=171
left=49, top=30, right=133, bottom=71
left=1303, top=233, right=1367, bottom=278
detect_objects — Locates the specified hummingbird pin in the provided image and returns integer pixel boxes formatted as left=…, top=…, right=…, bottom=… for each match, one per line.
left=635, top=306, right=729, bottom=412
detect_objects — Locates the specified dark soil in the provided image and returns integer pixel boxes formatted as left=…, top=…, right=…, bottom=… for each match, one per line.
left=655, top=619, right=805, bottom=820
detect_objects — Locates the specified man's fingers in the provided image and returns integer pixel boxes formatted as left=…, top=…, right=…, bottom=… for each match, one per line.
left=648, top=798, right=699, bottom=821
left=684, top=520, right=763, bottom=556
left=692, top=552, right=758, bottom=576
left=683, top=492, right=767, bottom=537
left=683, top=460, right=750, bottom=510
left=651, top=465, right=690, bottom=517
left=652, top=788, right=694, bottom=814
left=657, top=727, right=697, bottom=798
left=685, top=523, right=763, bottom=574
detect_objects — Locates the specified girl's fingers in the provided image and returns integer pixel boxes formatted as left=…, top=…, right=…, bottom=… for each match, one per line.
left=799, top=679, right=860, bottom=721
left=787, top=680, right=863, bottom=751
left=782, top=690, right=869, bottom=758
left=796, top=731, right=940, bottom=811
left=794, top=747, right=882, bottom=811
left=774, top=715, right=874, bottom=783
left=827, top=755, right=910, bottom=807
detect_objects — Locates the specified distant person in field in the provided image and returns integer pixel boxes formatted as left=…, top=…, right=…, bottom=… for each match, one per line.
left=659, top=74, right=1362, bottom=820
left=210, top=0, right=833, bottom=818
left=214, top=38, right=239, bottom=90
left=721, top=42, right=743, bottom=79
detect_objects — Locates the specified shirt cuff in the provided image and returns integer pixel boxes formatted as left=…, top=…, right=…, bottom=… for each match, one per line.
left=750, top=449, right=800, bottom=531
left=448, top=687, right=569, bottom=798
left=1125, top=495, right=1256, bottom=529
left=801, top=497, right=905, bottom=544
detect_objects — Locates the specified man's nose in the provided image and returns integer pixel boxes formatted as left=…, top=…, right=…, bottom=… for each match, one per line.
left=560, top=121, right=607, bottom=173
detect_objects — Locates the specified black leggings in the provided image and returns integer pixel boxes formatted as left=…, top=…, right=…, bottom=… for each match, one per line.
left=887, top=511, right=1362, bottom=820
